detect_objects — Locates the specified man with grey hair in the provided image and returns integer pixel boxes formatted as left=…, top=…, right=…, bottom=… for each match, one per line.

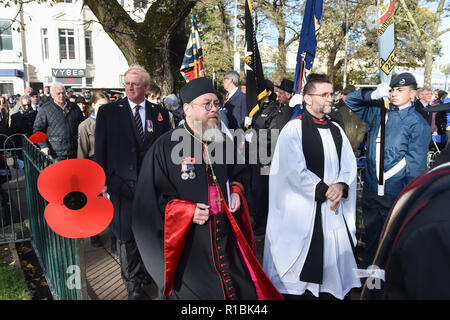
left=33, top=82, right=83, bottom=160
left=414, top=87, right=433, bottom=127
left=223, top=70, right=246, bottom=129
left=95, top=65, right=170, bottom=300
left=163, top=93, right=184, bottom=128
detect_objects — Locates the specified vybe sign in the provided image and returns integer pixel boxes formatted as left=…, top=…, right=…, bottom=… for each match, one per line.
left=52, top=68, right=86, bottom=78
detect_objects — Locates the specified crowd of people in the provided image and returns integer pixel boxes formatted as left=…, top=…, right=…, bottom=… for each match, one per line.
left=1, top=66, right=450, bottom=301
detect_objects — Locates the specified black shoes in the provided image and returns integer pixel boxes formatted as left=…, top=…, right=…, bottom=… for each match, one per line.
left=128, top=287, right=146, bottom=300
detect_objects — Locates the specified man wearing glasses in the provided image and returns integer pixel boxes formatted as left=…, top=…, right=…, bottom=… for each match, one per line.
left=133, top=77, right=282, bottom=300
left=264, top=76, right=360, bottom=300
left=345, top=72, right=431, bottom=269
left=222, top=70, right=247, bottom=129
left=95, top=65, right=170, bottom=300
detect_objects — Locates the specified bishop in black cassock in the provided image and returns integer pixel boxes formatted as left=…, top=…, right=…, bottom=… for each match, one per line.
left=132, top=78, right=282, bottom=300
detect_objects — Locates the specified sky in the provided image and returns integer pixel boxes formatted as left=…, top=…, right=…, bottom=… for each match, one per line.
left=258, top=1, right=450, bottom=68
left=437, top=16, right=450, bottom=66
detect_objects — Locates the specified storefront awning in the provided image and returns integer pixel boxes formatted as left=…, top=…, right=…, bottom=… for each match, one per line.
left=0, top=69, right=24, bottom=77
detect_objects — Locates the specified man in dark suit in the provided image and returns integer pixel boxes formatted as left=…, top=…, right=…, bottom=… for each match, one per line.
left=94, top=65, right=170, bottom=300
left=414, top=87, right=433, bottom=126
left=223, top=70, right=247, bottom=129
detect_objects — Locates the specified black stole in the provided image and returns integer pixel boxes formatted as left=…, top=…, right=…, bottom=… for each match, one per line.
left=299, top=109, right=342, bottom=285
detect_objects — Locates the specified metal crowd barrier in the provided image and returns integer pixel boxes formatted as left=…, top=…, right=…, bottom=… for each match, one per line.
left=21, top=136, right=87, bottom=300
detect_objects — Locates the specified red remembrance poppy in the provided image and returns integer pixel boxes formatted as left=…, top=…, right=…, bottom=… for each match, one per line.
left=37, top=159, right=113, bottom=239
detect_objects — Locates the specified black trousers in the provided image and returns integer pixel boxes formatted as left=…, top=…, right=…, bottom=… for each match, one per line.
left=361, top=189, right=397, bottom=268
left=116, top=238, right=148, bottom=293
left=250, top=164, right=269, bottom=228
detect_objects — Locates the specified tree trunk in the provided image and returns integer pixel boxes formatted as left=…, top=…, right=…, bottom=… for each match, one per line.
left=84, top=0, right=197, bottom=95
left=423, top=41, right=434, bottom=88
left=274, top=22, right=286, bottom=85
left=326, top=48, right=338, bottom=84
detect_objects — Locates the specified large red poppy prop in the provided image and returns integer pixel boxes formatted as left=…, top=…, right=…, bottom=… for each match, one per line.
left=29, top=132, right=48, bottom=144
left=37, top=159, right=113, bottom=239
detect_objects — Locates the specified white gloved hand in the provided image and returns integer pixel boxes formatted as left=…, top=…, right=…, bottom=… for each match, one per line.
left=244, top=116, right=253, bottom=127
left=289, top=94, right=303, bottom=108
left=370, top=83, right=391, bottom=100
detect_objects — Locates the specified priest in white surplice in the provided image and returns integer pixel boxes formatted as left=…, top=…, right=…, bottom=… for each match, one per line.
left=263, top=76, right=361, bottom=300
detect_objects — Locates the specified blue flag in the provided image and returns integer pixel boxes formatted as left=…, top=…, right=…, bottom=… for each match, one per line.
left=291, top=0, right=323, bottom=119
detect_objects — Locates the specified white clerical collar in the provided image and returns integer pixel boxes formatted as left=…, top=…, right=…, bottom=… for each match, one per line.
left=128, top=99, right=146, bottom=110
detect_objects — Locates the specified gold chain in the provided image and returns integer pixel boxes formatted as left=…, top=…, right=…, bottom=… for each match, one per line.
left=182, top=123, right=218, bottom=183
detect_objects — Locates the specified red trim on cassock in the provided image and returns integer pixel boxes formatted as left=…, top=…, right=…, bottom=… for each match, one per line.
left=163, top=190, right=283, bottom=300
left=163, top=199, right=196, bottom=296
left=230, top=184, right=256, bottom=253
left=223, top=187, right=284, bottom=300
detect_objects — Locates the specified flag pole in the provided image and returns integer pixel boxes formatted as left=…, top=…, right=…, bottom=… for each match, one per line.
left=296, top=51, right=306, bottom=94
left=376, top=0, right=396, bottom=196
left=290, top=0, right=323, bottom=119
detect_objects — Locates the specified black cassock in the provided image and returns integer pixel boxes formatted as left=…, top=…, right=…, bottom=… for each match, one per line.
left=132, top=124, right=282, bottom=300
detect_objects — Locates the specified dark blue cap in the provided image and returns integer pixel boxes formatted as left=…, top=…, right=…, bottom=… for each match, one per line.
left=389, top=72, right=417, bottom=88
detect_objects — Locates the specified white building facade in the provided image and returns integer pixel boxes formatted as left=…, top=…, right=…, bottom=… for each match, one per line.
left=0, top=1, right=25, bottom=96
left=0, top=0, right=145, bottom=95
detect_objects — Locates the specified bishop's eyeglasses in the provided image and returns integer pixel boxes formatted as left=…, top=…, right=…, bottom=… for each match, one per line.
left=192, top=100, right=221, bottom=111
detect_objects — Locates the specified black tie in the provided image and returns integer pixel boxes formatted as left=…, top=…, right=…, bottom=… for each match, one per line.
left=134, top=105, right=144, bottom=141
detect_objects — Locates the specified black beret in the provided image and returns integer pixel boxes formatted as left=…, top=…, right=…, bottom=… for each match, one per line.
left=180, top=77, right=215, bottom=104
left=390, top=72, right=417, bottom=88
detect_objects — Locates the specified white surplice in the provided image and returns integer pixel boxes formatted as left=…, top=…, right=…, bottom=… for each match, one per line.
left=263, top=118, right=361, bottom=299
